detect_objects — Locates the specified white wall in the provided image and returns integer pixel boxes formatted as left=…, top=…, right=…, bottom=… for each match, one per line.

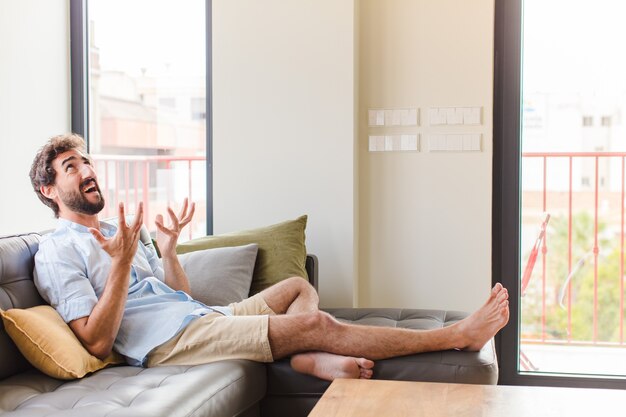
left=213, top=0, right=495, bottom=311
left=0, top=0, right=70, bottom=234
left=358, top=0, right=495, bottom=311
left=212, top=0, right=358, bottom=307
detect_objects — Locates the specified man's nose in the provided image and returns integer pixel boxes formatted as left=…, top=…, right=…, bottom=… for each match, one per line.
left=80, top=162, right=96, bottom=177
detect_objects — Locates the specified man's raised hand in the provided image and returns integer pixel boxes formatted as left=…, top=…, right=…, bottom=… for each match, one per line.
left=89, top=202, right=144, bottom=265
left=155, top=198, right=196, bottom=257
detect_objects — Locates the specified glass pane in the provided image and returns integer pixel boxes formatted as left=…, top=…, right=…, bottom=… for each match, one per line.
left=520, top=0, right=626, bottom=376
left=87, top=0, right=206, bottom=241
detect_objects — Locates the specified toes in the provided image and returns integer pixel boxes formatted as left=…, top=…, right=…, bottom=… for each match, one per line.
left=360, top=369, right=374, bottom=379
left=496, top=289, right=509, bottom=303
left=355, top=358, right=375, bottom=369
left=355, top=358, right=375, bottom=380
left=499, top=301, right=510, bottom=321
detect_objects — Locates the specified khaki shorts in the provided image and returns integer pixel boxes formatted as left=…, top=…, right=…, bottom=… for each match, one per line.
left=146, top=293, right=276, bottom=367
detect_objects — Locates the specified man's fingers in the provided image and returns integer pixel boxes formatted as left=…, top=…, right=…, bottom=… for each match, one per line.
left=155, top=199, right=194, bottom=234
left=132, top=202, right=144, bottom=232
left=181, top=201, right=196, bottom=226
left=154, top=214, right=172, bottom=234
left=177, top=198, right=188, bottom=220
left=155, top=214, right=165, bottom=231
left=117, top=202, right=128, bottom=229
left=167, top=207, right=180, bottom=229
left=88, top=228, right=107, bottom=245
left=155, top=216, right=175, bottom=236
left=154, top=220, right=171, bottom=234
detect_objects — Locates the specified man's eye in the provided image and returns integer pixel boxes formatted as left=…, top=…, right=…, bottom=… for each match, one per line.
left=66, top=165, right=75, bottom=172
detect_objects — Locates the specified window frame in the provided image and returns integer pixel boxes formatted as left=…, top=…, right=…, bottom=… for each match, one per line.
left=69, top=0, right=213, bottom=235
left=493, top=0, right=626, bottom=389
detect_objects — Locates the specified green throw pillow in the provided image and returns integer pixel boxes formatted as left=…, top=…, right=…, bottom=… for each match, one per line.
left=177, top=215, right=308, bottom=295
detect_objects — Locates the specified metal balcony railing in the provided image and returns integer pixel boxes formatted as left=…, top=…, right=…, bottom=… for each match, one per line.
left=91, top=154, right=206, bottom=240
left=521, top=152, right=626, bottom=348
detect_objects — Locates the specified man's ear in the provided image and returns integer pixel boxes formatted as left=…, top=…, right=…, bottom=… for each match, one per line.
left=40, top=185, right=57, bottom=200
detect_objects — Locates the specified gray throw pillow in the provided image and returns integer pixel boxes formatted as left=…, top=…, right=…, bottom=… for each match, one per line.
left=178, top=243, right=259, bottom=307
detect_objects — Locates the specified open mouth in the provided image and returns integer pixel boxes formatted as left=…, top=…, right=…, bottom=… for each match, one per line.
left=81, top=179, right=99, bottom=194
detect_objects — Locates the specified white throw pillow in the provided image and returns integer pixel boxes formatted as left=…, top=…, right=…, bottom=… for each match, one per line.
left=178, top=244, right=259, bottom=307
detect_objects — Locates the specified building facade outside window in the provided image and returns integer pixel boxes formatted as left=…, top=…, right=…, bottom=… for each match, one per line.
left=72, top=0, right=211, bottom=240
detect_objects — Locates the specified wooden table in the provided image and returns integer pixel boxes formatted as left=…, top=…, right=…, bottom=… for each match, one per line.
left=308, top=379, right=626, bottom=417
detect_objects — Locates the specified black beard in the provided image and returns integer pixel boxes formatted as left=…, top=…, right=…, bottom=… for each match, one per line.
left=58, top=182, right=105, bottom=215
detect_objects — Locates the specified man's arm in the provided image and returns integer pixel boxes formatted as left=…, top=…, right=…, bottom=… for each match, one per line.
left=155, top=198, right=195, bottom=293
left=161, top=252, right=191, bottom=294
left=69, top=202, right=144, bottom=359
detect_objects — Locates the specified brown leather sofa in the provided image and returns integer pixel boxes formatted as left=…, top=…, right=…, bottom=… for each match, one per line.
left=0, top=231, right=498, bottom=417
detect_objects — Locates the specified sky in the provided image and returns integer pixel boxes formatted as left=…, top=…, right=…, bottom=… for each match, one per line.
left=88, top=0, right=206, bottom=77
left=523, top=0, right=626, bottom=96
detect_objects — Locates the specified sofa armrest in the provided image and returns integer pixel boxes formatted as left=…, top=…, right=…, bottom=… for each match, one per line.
left=305, top=254, right=318, bottom=291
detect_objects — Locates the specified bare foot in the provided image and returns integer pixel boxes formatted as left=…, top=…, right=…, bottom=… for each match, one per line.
left=290, top=352, right=375, bottom=381
left=456, top=283, right=510, bottom=351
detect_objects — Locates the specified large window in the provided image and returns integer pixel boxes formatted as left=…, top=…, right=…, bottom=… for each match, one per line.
left=70, top=0, right=212, bottom=239
left=495, top=0, right=626, bottom=388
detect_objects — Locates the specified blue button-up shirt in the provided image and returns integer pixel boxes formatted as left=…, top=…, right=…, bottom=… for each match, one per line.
left=34, top=219, right=227, bottom=366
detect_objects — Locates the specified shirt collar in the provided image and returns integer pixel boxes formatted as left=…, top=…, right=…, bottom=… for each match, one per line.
left=57, top=218, right=117, bottom=236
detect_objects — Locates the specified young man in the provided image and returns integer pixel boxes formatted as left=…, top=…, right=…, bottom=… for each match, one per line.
left=30, top=134, right=509, bottom=381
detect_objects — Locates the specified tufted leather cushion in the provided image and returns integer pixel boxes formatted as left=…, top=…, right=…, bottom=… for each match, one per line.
left=262, top=308, right=498, bottom=417
left=0, top=360, right=266, bottom=417
left=0, top=233, right=44, bottom=380
left=326, top=308, right=498, bottom=383
left=0, top=234, right=44, bottom=310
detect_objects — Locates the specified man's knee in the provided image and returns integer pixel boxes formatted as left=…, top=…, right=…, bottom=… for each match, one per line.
left=283, top=276, right=310, bottom=290
left=281, top=276, right=315, bottom=297
left=301, top=310, right=336, bottom=331
left=268, top=310, right=337, bottom=355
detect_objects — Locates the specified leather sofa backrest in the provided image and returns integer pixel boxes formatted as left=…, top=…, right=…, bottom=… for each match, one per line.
left=0, top=233, right=44, bottom=379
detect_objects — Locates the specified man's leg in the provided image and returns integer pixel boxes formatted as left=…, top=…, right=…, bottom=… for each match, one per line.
left=258, top=276, right=319, bottom=314
left=268, top=283, right=510, bottom=360
left=255, top=277, right=375, bottom=380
